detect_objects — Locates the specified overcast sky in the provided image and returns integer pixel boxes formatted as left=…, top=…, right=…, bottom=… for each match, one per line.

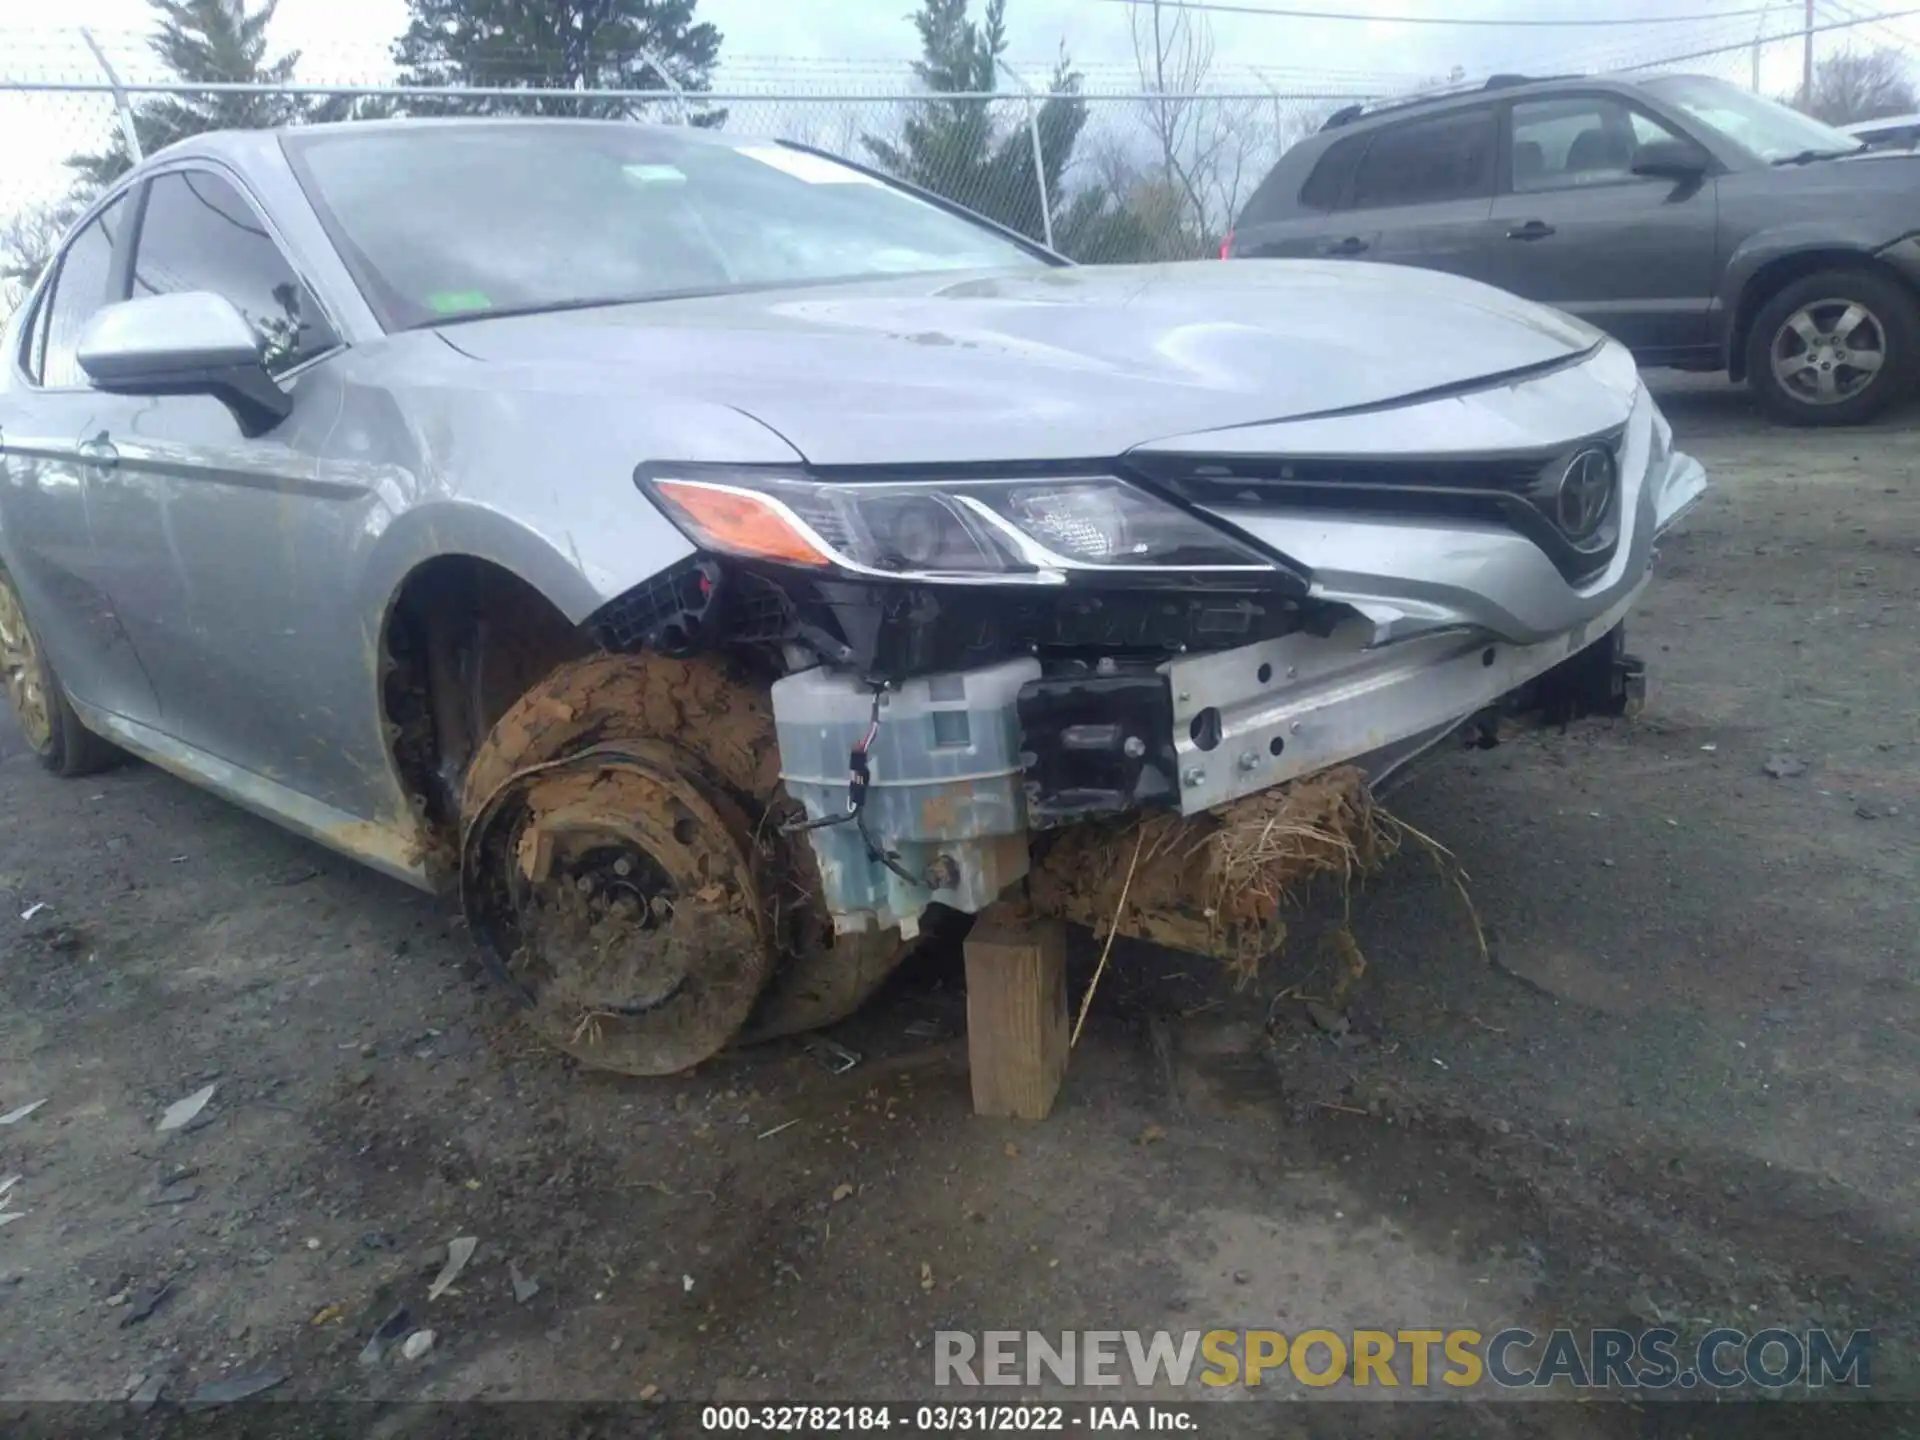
left=4, top=0, right=1919, bottom=214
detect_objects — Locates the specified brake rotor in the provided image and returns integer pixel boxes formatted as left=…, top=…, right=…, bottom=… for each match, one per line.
left=462, top=741, right=772, bottom=1076
left=0, top=571, right=53, bottom=755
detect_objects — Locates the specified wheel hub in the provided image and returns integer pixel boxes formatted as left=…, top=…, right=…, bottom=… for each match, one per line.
left=0, top=575, right=53, bottom=754
left=1771, top=299, right=1885, bottom=406
left=463, top=740, right=771, bottom=1074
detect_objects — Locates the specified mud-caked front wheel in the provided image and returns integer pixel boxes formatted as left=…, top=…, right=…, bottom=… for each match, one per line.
left=462, top=741, right=773, bottom=1075
left=459, top=652, right=907, bottom=1075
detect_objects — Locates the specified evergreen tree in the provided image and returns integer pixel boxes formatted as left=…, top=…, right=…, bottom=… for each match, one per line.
left=68, top=0, right=307, bottom=194
left=392, top=0, right=722, bottom=121
left=861, top=0, right=1131, bottom=257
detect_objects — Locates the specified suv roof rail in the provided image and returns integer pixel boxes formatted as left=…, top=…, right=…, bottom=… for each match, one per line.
left=1484, top=71, right=1583, bottom=89
left=1318, top=70, right=1590, bottom=132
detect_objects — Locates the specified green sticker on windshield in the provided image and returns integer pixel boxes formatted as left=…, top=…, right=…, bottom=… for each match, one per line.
left=426, top=290, right=493, bottom=315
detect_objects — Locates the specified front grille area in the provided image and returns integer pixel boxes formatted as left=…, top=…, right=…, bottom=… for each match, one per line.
left=1127, top=435, right=1626, bottom=586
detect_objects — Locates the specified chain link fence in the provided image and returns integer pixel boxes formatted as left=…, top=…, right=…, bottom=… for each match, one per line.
left=3, top=15, right=1916, bottom=314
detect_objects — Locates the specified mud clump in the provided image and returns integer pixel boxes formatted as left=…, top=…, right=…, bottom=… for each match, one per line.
left=462, top=652, right=782, bottom=818
left=522, top=878, right=764, bottom=1065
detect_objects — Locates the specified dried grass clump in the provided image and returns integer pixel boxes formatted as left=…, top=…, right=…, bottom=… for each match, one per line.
left=1030, top=764, right=1483, bottom=996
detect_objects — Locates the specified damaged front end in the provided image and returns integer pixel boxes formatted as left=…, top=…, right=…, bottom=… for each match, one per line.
left=591, top=363, right=1703, bottom=956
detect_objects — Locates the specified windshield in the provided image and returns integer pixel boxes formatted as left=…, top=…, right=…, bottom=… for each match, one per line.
left=284, top=123, right=1048, bottom=330
left=1638, top=74, right=1865, bottom=163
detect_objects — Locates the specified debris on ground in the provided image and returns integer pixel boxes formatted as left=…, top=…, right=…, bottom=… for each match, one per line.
left=0, top=1099, right=47, bottom=1125
left=401, top=1329, right=436, bottom=1361
left=1, top=1173, right=28, bottom=1227
left=185, top=1366, right=289, bottom=1409
left=157, top=1084, right=217, bottom=1133
left=509, top=1263, right=539, bottom=1304
left=358, top=1307, right=412, bottom=1367
left=1762, top=754, right=1808, bottom=779
left=1305, top=1001, right=1350, bottom=1037
left=127, top=1372, right=167, bottom=1412
left=427, top=1236, right=477, bottom=1301
left=807, top=1039, right=862, bottom=1074
left=119, top=1280, right=175, bottom=1326
left=831, top=1183, right=854, bottom=1203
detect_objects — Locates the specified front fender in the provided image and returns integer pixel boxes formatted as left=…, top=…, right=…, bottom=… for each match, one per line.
left=1717, top=222, right=1909, bottom=362
left=341, top=336, right=807, bottom=629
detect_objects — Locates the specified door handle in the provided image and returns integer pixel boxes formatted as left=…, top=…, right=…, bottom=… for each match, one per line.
left=1320, top=235, right=1370, bottom=257
left=1506, top=220, right=1556, bottom=241
left=77, top=433, right=119, bottom=467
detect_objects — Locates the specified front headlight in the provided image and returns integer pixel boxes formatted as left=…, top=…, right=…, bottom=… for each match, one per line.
left=637, top=465, right=1281, bottom=583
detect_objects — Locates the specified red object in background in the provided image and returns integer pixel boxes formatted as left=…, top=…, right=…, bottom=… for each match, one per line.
left=1218, top=230, right=1234, bottom=259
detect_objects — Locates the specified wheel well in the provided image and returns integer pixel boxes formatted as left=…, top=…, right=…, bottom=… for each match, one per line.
left=1727, top=249, right=1913, bottom=383
left=380, top=556, right=592, bottom=870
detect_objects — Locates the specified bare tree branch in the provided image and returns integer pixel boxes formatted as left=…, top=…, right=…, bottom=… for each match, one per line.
left=1802, top=46, right=1918, bottom=125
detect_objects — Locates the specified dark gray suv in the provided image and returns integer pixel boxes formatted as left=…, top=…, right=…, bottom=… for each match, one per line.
left=1227, top=72, right=1920, bottom=425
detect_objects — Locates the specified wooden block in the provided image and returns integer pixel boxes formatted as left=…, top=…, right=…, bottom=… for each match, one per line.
left=964, top=909, right=1068, bottom=1120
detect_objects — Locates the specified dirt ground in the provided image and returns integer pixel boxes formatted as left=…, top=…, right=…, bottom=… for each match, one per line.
left=1, top=377, right=1916, bottom=1434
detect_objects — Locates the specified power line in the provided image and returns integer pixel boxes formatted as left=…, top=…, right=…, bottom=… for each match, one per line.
left=1617, top=3, right=1920, bottom=66
left=1820, top=0, right=1918, bottom=48
left=1089, top=0, right=1790, bottom=27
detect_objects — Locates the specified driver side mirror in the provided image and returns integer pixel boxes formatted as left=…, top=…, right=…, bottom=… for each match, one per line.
left=77, top=291, right=292, bottom=436
left=1630, top=138, right=1712, bottom=181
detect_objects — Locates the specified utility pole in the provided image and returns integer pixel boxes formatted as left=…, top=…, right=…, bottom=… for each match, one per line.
left=1801, top=0, right=1814, bottom=109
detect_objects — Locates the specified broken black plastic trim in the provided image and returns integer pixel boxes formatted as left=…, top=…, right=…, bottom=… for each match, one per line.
left=1532, top=622, right=1645, bottom=723
left=591, top=555, right=1319, bottom=686
left=806, top=574, right=1311, bottom=683
left=1017, top=665, right=1180, bottom=828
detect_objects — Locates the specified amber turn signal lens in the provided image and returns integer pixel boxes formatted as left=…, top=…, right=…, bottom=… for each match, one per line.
left=653, top=480, right=833, bottom=568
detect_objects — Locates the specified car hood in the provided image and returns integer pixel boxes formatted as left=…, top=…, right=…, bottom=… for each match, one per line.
left=435, top=261, right=1601, bottom=465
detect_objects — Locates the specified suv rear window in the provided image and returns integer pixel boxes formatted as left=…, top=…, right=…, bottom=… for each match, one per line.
left=1297, top=134, right=1367, bottom=211
left=1350, top=108, right=1496, bottom=209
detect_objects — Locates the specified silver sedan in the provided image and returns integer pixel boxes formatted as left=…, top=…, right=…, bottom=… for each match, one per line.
left=0, top=119, right=1705, bottom=1073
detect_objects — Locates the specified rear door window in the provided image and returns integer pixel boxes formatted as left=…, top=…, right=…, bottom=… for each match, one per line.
left=1350, top=109, right=1497, bottom=210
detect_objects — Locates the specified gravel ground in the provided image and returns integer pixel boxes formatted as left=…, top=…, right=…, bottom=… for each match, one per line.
left=0, top=377, right=1915, bottom=1435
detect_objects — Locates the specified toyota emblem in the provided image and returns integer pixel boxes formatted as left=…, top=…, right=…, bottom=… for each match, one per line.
left=1555, top=446, right=1616, bottom=542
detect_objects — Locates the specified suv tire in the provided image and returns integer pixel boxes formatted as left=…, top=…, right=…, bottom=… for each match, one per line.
left=1747, top=266, right=1918, bottom=426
